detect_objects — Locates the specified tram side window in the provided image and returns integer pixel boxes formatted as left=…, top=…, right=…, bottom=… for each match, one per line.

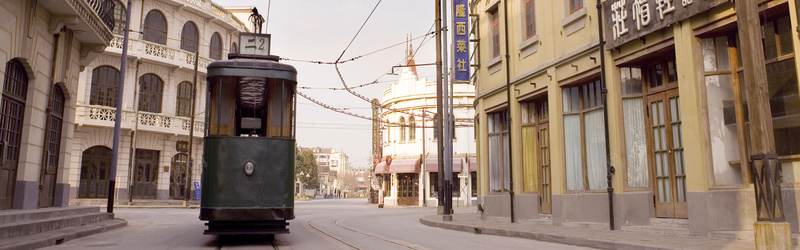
left=209, top=76, right=237, bottom=136
left=267, top=79, right=295, bottom=138
left=239, top=77, right=267, bottom=136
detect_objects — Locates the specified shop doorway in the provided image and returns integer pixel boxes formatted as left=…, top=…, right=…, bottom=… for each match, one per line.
left=397, top=173, right=418, bottom=206
left=169, top=153, right=188, bottom=200
left=133, top=149, right=159, bottom=199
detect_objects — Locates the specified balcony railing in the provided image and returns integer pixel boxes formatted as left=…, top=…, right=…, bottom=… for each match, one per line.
left=79, top=105, right=204, bottom=137
left=107, top=36, right=213, bottom=73
left=85, top=0, right=115, bottom=31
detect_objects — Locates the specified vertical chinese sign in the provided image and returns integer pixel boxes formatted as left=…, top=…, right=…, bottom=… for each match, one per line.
left=453, top=0, right=470, bottom=82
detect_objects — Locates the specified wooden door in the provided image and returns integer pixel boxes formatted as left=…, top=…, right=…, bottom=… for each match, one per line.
left=649, top=89, right=687, bottom=218
left=133, top=149, right=159, bottom=199
left=79, top=146, right=112, bottom=198
left=39, top=88, right=65, bottom=207
left=169, top=153, right=187, bottom=200
left=397, top=173, right=419, bottom=206
left=0, top=92, right=26, bottom=209
left=538, top=123, right=552, bottom=214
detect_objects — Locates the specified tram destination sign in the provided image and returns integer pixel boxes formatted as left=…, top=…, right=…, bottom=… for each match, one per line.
left=603, top=0, right=726, bottom=49
left=239, top=32, right=271, bottom=56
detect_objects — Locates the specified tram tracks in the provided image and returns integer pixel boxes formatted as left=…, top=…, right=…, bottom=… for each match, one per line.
left=306, top=216, right=425, bottom=250
left=214, top=235, right=280, bottom=250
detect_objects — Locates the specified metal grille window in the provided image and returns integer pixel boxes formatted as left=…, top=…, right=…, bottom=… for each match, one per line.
left=1, top=59, right=28, bottom=163
left=563, top=80, right=606, bottom=191
left=143, top=10, right=167, bottom=45
left=180, top=22, right=199, bottom=53
left=138, top=74, right=164, bottom=113
left=176, top=81, right=193, bottom=117
left=112, top=0, right=126, bottom=36
left=488, top=111, right=509, bottom=192
left=90, top=66, right=120, bottom=107
left=210, top=32, right=223, bottom=60
left=79, top=146, right=112, bottom=198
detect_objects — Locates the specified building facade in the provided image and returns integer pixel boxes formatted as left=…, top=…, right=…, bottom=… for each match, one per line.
left=0, top=0, right=115, bottom=210
left=306, top=147, right=349, bottom=197
left=376, top=48, right=477, bottom=207
left=68, top=0, right=248, bottom=202
left=472, top=0, right=799, bottom=237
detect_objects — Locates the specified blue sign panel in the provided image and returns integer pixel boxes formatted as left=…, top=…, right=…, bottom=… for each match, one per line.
left=453, top=0, right=470, bottom=82
left=194, top=182, right=200, bottom=200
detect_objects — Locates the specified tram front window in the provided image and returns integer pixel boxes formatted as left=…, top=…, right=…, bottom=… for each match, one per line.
left=208, top=75, right=295, bottom=138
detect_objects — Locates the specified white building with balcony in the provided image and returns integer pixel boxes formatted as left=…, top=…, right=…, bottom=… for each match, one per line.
left=0, top=0, right=115, bottom=210
left=68, top=0, right=249, bottom=202
left=376, top=48, right=477, bottom=207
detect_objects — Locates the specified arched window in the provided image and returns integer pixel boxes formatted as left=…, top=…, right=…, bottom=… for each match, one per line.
left=112, top=0, right=126, bottom=36
left=408, top=116, right=416, bottom=141
left=231, top=42, right=238, bottom=54
left=143, top=10, right=167, bottom=44
left=138, top=74, right=164, bottom=113
left=176, top=81, right=193, bottom=117
left=209, top=32, right=223, bottom=60
left=90, top=66, right=120, bottom=107
left=1, top=59, right=29, bottom=209
left=399, top=116, right=406, bottom=142
left=79, top=146, right=112, bottom=198
left=180, top=22, right=199, bottom=53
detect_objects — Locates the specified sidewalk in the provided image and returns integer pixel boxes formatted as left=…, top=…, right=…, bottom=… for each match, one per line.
left=419, top=211, right=793, bottom=250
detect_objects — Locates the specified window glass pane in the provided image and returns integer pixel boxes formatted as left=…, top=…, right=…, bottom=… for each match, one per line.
left=715, top=37, right=730, bottom=71
left=777, top=16, right=794, bottom=56
left=623, top=98, right=649, bottom=188
left=702, top=38, right=717, bottom=72
left=571, top=87, right=580, bottom=111
left=181, top=22, right=199, bottom=53
left=650, top=64, right=664, bottom=88
left=763, top=20, right=777, bottom=60
left=562, top=88, right=570, bottom=113
left=585, top=109, right=607, bottom=190
left=621, top=67, right=632, bottom=95
left=767, top=58, right=800, bottom=156
left=632, top=67, right=643, bottom=94
left=564, top=114, right=583, bottom=190
left=705, top=75, right=743, bottom=185
left=667, top=60, right=677, bottom=83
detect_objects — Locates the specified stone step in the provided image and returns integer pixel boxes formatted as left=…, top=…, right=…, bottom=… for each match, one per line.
left=0, top=212, right=113, bottom=240
left=622, top=225, right=690, bottom=236
left=70, top=199, right=199, bottom=207
left=649, top=218, right=689, bottom=228
left=0, top=218, right=127, bottom=250
left=0, top=206, right=99, bottom=225
left=561, top=222, right=610, bottom=231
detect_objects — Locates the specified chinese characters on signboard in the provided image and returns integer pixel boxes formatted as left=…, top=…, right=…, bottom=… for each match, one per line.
left=239, top=32, right=271, bottom=56
left=604, top=0, right=725, bottom=48
left=453, top=0, right=470, bottom=82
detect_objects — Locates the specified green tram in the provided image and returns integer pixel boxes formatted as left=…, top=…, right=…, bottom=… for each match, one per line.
left=200, top=53, right=296, bottom=236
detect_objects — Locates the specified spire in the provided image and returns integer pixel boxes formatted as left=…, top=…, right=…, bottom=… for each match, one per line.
left=406, top=34, right=418, bottom=79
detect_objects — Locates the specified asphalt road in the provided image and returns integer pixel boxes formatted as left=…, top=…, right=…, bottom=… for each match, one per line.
left=44, top=198, right=596, bottom=250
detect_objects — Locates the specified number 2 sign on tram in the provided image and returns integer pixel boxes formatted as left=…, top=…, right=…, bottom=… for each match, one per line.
left=239, top=33, right=271, bottom=56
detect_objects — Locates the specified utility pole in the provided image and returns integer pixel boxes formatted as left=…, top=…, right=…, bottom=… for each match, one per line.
left=442, top=0, right=453, bottom=221
left=108, top=0, right=134, bottom=213
left=734, top=1, right=791, bottom=249
left=435, top=0, right=445, bottom=214
left=184, top=46, right=199, bottom=206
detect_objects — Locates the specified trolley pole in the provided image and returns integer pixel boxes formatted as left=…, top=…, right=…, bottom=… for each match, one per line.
left=185, top=48, right=199, bottom=205
left=108, top=0, right=134, bottom=213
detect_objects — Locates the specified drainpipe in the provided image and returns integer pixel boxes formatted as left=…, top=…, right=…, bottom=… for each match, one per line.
left=501, top=0, right=516, bottom=223
left=127, top=59, right=141, bottom=203
left=596, top=0, right=615, bottom=230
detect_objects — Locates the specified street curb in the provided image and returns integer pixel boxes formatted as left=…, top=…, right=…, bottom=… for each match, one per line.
left=0, top=218, right=128, bottom=250
left=419, top=215, right=674, bottom=250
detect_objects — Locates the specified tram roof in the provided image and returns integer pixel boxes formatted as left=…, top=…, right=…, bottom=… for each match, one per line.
left=207, top=55, right=297, bottom=82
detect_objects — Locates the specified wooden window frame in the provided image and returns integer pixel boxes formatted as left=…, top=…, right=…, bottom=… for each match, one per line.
left=569, top=0, right=583, bottom=14
left=90, top=66, right=120, bottom=107
left=180, top=22, right=199, bottom=53
left=138, top=74, right=164, bottom=113
left=562, top=79, right=603, bottom=191
left=490, top=8, right=500, bottom=58
left=143, top=10, right=167, bottom=45
left=525, top=0, right=536, bottom=39
left=210, top=32, right=223, bottom=60
left=176, top=81, right=193, bottom=117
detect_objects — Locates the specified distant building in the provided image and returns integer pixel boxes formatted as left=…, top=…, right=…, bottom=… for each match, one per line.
left=68, top=0, right=248, bottom=203
left=0, top=0, right=115, bottom=210
left=303, top=147, right=349, bottom=197
left=376, top=46, right=477, bottom=207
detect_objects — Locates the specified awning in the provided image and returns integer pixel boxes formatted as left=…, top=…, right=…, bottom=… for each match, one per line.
left=374, top=162, right=389, bottom=175
left=424, top=157, right=467, bottom=172
left=388, top=158, right=420, bottom=173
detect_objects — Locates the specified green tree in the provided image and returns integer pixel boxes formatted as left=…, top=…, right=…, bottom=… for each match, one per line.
left=295, top=147, right=319, bottom=190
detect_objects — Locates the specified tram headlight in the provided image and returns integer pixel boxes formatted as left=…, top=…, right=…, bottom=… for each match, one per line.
left=244, top=161, right=255, bottom=176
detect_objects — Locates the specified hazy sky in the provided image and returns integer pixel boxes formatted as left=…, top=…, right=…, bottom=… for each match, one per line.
left=216, top=0, right=442, bottom=169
